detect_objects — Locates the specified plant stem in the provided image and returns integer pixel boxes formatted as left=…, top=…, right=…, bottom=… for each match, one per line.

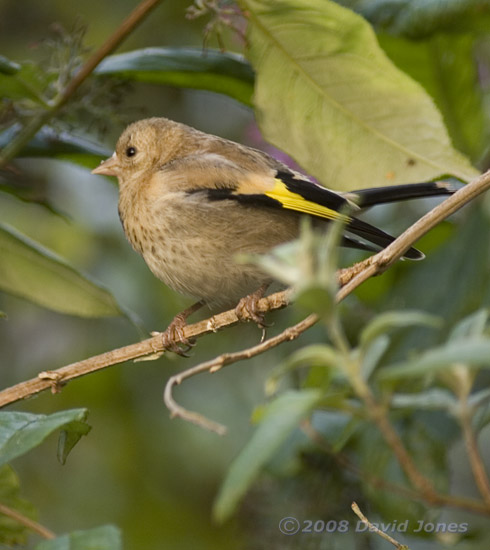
left=0, top=503, right=56, bottom=540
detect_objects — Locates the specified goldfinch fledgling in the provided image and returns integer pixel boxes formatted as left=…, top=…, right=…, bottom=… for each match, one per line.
left=92, top=117, right=453, bottom=351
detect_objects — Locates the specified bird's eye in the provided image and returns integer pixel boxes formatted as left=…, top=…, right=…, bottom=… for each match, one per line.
left=126, top=146, right=137, bottom=157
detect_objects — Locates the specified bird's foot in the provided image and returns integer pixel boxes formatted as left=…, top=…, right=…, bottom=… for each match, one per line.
left=235, top=284, right=271, bottom=332
left=161, top=314, right=195, bottom=356
left=160, top=301, right=204, bottom=356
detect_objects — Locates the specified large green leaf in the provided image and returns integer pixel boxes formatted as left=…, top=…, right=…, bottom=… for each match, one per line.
left=35, top=525, right=122, bottom=550
left=241, top=0, right=477, bottom=190
left=213, top=389, right=321, bottom=522
left=0, top=409, right=90, bottom=466
left=0, top=223, right=123, bottom=317
left=94, top=47, right=254, bottom=106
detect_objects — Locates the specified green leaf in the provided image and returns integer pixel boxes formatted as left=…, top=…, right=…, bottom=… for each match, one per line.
left=449, top=308, right=489, bottom=341
left=0, top=55, right=21, bottom=75
left=379, top=339, right=490, bottom=380
left=0, top=125, right=111, bottom=167
left=391, top=389, right=457, bottom=411
left=94, top=48, right=254, bottom=106
left=346, top=0, right=490, bottom=39
left=0, top=409, right=90, bottom=466
left=295, top=285, right=334, bottom=316
left=360, top=310, right=441, bottom=349
left=213, top=389, right=321, bottom=522
left=266, top=344, right=341, bottom=394
left=57, top=421, right=92, bottom=465
left=35, top=525, right=122, bottom=550
left=0, top=223, right=124, bottom=317
left=468, top=387, right=490, bottom=409
left=360, top=334, right=389, bottom=380
left=0, top=465, right=38, bottom=546
left=241, top=0, right=477, bottom=190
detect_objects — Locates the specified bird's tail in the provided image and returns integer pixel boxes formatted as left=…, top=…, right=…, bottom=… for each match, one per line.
left=345, top=180, right=457, bottom=208
left=343, top=180, right=458, bottom=260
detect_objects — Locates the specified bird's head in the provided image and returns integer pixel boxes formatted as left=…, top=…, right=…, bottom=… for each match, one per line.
left=92, top=117, right=195, bottom=183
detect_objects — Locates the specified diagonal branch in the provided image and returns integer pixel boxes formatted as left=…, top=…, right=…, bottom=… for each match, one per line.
left=0, top=289, right=291, bottom=408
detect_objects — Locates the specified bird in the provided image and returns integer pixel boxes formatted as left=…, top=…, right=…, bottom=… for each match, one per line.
left=92, top=117, right=455, bottom=353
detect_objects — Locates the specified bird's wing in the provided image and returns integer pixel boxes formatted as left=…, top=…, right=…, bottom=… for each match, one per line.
left=161, top=152, right=357, bottom=218
left=155, top=154, right=423, bottom=259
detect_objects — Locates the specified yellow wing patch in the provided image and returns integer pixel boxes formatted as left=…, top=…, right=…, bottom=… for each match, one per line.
left=265, top=179, right=350, bottom=222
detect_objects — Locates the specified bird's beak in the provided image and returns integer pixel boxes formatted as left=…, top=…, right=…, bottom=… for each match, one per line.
left=92, top=153, right=119, bottom=177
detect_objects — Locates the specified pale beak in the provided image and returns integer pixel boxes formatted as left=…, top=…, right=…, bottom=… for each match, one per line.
left=92, top=153, right=120, bottom=177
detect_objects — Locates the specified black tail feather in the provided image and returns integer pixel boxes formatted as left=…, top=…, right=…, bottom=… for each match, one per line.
left=346, top=181, right=456, bottom=208
left=346, top=217, right=424, bottom=260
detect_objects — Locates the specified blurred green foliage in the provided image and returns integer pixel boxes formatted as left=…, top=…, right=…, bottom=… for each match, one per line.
left=1, top=1, right=490, bottom=549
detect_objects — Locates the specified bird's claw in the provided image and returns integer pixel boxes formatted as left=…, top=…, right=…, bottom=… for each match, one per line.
left=161, top=314, right=196, bottom=356
left=235, top=291, right=271, bottom=330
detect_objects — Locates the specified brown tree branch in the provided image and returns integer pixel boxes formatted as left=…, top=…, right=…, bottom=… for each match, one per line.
left=0, top=289, right=292, bottom=408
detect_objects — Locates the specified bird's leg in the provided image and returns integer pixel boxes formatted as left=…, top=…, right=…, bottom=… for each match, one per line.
left=161, top=300, right=205, bottom=356
left=235, top=283, right=271, bottom=335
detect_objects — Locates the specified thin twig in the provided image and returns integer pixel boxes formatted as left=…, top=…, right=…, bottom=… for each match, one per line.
left=348, top=371, right=438, bottom=501
left=0, top=502, right=56, bottom=540
left=164, top=314, right=318, bottom=434
left=351, top=502, right=410, bottom=549
left=0, top=0, right=164, bottom=168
